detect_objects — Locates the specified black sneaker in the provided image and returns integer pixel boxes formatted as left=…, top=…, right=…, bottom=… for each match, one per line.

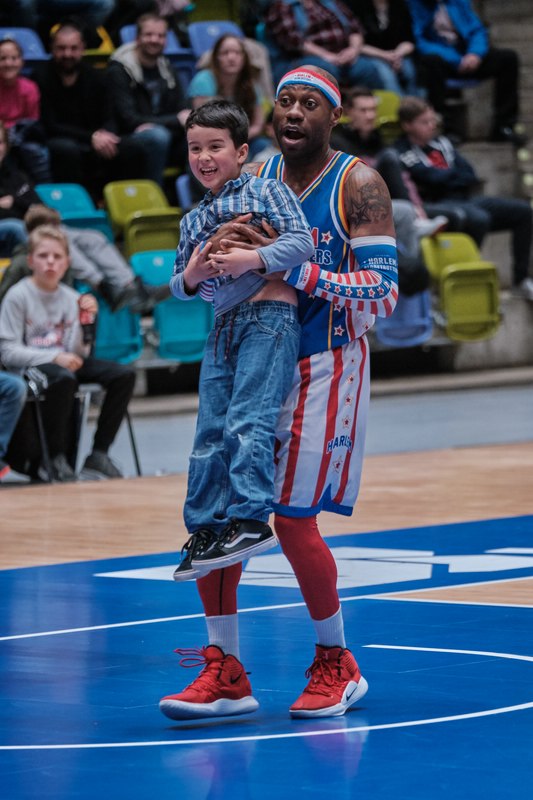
left=191, top=519, right=277, bottom=570
left=38, top=453, right=77, bottom=483
left=82, top=450, right=123, bottom=479
left=173, top=528, right=217, bottom=582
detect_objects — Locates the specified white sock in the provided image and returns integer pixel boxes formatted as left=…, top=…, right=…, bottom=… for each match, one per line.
left=313, top=607, right=346, bottom=649
left=206, top=614, right=240, bottom=660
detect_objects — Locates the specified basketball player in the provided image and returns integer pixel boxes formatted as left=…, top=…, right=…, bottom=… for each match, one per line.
left=160, top=67, right=398, bottom=721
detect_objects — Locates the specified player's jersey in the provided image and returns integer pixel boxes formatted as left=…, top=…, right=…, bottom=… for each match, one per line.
left=258, top=150, right=375, bottom=357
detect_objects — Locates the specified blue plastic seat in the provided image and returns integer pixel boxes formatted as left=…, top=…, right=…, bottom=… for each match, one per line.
left=91, top=297, right=143, bottom=364
left=187, top=20, right=244, bottom=58
left=131, top=249, right=213, bottom=362
left=175, top=174, right=193, bottom=212
left=374, top=290, right=433, bottom=349
left=35, top=183, right=114, bottom=241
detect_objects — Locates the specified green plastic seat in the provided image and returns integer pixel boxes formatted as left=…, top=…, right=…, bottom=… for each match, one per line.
left=420, top=232, right=500, bottom=342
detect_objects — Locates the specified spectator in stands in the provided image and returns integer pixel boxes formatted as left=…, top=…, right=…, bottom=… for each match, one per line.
left=346, top=0, right=420, bottom=96
left=106, top=12, right=191, bottom=186
left=0, top=121, right=39, bottom=258
left=395, top=96, right=533, bottom=300
left=8, top=1, right=115, bottom=37
left=0, top=224, right=136, bottom=482
left=187, top=34, right=270, bottom=161
left=35, top=21, right=149, bottom=202
left=404, top=0, right=526, bottom=146
left=0, top=369, right=27, bottom=481
left=0, top=38, right=51, bottom=183
left=0, top=205, right=171, bottom=311
left=263, top=0, right=386, bottom=87
left=331, top=87, right=445, bottom=295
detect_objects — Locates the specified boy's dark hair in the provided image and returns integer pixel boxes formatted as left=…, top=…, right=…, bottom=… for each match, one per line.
left=185, top=100, right=249, bottom=148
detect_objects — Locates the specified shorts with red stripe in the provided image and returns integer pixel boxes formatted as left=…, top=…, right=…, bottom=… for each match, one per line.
left=273, top=336, right=370, bottom=518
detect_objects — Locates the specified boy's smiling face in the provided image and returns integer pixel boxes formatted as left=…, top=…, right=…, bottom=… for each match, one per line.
left=187, top=125, right=248, bottom=195
left=29, top=236, right=70, bottom=292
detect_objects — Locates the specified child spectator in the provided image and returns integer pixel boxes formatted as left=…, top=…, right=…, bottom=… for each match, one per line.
left=0, top=225, right=136, bottom=481
left=0, top=38, right=51, bottom=183
left=0, top=204, right=170, bottom=313
left=169, top=99, right=314, bottom=580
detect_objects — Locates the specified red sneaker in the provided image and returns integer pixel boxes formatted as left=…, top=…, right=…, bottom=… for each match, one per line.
left=290, top=645, right=368, bottom=718
left=159, top=645, right=259, bottom=720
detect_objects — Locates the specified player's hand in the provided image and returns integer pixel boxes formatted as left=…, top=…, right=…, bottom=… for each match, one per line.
left=207, top=213, right=253, bottom=252
left=219, top=219, right=278, bottom=251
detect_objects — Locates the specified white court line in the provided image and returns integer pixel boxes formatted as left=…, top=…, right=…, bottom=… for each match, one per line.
left=2, top=572, right=533, bottom=642
left=1, top=645, right=532, bottom=750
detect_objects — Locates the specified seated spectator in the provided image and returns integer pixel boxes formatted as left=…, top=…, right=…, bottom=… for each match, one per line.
left=0, top=38, right=51, bottom=184
left=0, top=224, right=136, bottom=482
left=331, top=87, right=445, bottom=295
left=347, top=0, right=421, bottom=96
left=0, top=205, right=171, bottom=312
left=395, top=96, right=533, bottom=300
left=0, top=369, right=27, bottom=481
left=188, top=34, right=270, bottom=161
left=8, top=1, right=115, bottom=42
left=263, top=0, right=387, bottom=88
left=0, top=121, right=40, bottom=258
left=106, top=12, right=191, bottom=186
left=404, top=0, right=526, bottom=146
left=35, top=21, right=149, bottom=202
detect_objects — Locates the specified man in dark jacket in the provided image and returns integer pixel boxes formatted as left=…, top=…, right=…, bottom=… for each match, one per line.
left=35, top=21, right=148, bottom=200
left=105, top=12, right=191, bottom=186
left=395, top=96, right=533, bottom=299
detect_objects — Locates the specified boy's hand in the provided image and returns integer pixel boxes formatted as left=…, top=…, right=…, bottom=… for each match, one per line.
left=183, top=241, right=218, bottom=292
left=79, top=293, right=98, bottom=314
left=54, top=352, right=84, bottom=371
left=208, top=248, right=262, bottom=278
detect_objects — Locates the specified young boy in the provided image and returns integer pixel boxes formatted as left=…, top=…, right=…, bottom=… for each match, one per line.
left=0, top=225, right=136, bottom=481
left=170, top=99, right=314, bottom=580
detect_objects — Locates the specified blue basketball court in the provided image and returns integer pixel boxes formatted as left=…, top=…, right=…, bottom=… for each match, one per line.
left=2, top=514, right=533, bottom=799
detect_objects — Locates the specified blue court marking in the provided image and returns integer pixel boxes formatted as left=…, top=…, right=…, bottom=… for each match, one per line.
left=2, top=516, right=533, bottom=799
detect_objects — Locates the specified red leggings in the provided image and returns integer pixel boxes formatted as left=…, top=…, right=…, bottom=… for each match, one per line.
left=197, top=514, right=340, bottom=621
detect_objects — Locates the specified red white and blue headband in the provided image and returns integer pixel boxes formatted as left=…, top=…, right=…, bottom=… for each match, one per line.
left=275, top=69, right=342, bottom=108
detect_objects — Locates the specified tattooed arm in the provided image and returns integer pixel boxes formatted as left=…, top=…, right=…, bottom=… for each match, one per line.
left=285, top=162, right=398, bottom=316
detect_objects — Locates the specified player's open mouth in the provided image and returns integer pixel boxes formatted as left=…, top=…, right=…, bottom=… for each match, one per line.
left=282, top=127, right=305, bottom=141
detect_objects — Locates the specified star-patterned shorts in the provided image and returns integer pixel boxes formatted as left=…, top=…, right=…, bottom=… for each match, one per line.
left=273, top=335, right=370, bottom=518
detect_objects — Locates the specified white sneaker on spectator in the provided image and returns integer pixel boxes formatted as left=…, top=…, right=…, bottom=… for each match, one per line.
left=413, top=215, right=448, bottom=238
left=513, top=278, right=533, bottom=301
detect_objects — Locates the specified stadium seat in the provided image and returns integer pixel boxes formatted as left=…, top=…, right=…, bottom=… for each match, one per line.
left=103, top=180, right=181, bottom=257
left=35, top=183, right=114, bottom=240
left=131, top=249, right=213, bottom=362
left=420, top=232, right=500, bottom=342
left=373, top=89, right=401, bottom=145
left=175, top=173, right=193, bottom=212
left=374, top=289, right=433, bottom=349
left=187, top=20, right=244, bottom=58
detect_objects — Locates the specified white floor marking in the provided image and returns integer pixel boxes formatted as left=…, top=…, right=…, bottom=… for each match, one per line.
left=1, top=645, right=532, bottom=751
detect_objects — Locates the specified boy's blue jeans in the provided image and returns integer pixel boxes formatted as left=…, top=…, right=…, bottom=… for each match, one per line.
left=184, top=300, right=300, bottom=534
